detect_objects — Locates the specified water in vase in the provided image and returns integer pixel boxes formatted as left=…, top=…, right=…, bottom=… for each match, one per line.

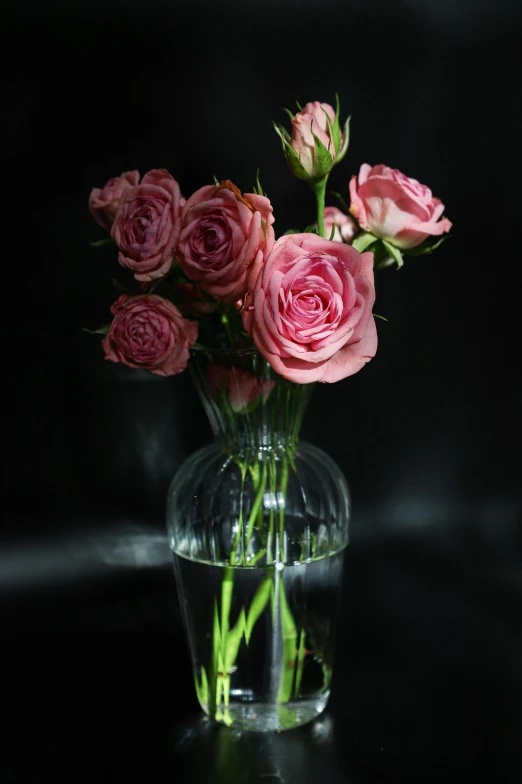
left=173, top=549, right=344, bottom=732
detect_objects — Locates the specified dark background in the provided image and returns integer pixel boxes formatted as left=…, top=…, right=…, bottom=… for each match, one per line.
left=2, top=0, right=521, bottom=781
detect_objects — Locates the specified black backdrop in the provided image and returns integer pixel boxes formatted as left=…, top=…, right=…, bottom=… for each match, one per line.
left=2, top=1, right=522, bottom=782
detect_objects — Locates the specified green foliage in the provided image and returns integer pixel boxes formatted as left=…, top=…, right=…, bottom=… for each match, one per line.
left=382, top=240, right=404, bottom=269
left=81, top=323, right=110, bottom=335
left=403, top=235, right=449, bottom=256
left=90, top=237, right=114, bottom=247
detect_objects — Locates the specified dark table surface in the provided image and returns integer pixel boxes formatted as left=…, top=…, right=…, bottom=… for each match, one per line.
left=3, top=522, right=521, bottom=784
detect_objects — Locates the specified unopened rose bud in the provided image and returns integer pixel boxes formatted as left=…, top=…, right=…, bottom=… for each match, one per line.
left=274, top=98, right=350, bottom=181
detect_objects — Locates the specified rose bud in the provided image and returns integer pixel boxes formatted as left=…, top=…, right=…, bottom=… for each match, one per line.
left=273, top=98, right=350, bottom=181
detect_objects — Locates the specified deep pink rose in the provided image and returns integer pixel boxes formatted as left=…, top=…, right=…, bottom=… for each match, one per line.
left=208, top=364, right=276, bottom=413
left=349, top=164, right=452, bottom=249
left=177, top=180, right=275, bottom=304
left=244, top=234, right=377, bottom=384
left=102, top=294, right=198, bottom=377
left=89, top=170, right=140, bottom=230
left=290, top=102, right=336, bottom=178
left=322, top=206, right=357, bottom=243
left=111, top=169, right=184, bottom=282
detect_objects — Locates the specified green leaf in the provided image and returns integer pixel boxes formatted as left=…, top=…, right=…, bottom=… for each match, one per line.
left=382, top=240, right=404, bottom=269
left=212, top=172, right=220, bottom=186
left=81, top=323, right=111, bottom=335
left=328, top=223, right=336, bottom=241
left=310, top=122, right=334, bottom=178
left=373, top=312, right=388, bottom=322
left=273, top=121, right=290, bottom=146
left=295, top=100, right=303, bottom=111
left=336, top=115, right=350, bottom=164
left=281, top=106, right=295, bottom=124
left=252, top=168, right=267, bottom=197
left=90, top=237, right=114, bottom=247
left=352, top=232, right=377, bottom=253
left=323, top=107, right=339, bottom=158
left=376, top=255, right=396, bottom=270
left=275, top=130, right=311, bottom=181
left=303, top=224, right=318, bottom=234
left=403, top=235, right=449, bottom=257
left=283, top=228, right=301, bottom=235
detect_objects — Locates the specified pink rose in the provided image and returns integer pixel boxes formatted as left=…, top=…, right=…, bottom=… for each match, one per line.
left=111, top=169, right=184, bottom=282
left=244, top=234, right=377, bottom=384
left=88, top=170, right=140, bottom=230
left=349, top=164, right=452, bottom=249
left=176, top=180, right=275, bottom=304
left=322, top=206, right=357, bottom=243
left=102, top=294, right=198, bottom=377
left=290, top=102, right=337, bottom=178
left=208, top=364, right=276, bottom=413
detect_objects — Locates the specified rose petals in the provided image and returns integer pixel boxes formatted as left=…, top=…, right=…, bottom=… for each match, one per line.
left=102, top=295, right=198, bottom=377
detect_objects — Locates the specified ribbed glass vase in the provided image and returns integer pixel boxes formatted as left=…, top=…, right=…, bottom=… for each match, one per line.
left=166, top=349, right=350, bottom=732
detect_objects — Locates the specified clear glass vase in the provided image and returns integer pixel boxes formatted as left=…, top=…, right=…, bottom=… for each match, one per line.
left=166, top=349, right=350, bottom=732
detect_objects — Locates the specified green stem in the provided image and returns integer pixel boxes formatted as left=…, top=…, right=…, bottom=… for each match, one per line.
left=220, top=567, right=234, bottom=714
left=313, top=176, right=328, bottom=238
left=276, top=574, right=298, bottom=703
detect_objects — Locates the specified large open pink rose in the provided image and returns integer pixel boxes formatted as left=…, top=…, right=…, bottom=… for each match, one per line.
left=349, top=164, right=452, bottom=249
left=176, top=180, right=275, bottom=303
left=102, top=294, right=198, bottom=377
left=243, top=233, right=377, bottom=383
left=89, top=170, right=140, bottom=230
left=111, top=169, right=184, bottom=282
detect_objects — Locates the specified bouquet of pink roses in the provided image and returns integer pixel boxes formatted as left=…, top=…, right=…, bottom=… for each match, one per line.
left=87, top=97, right=452, bottom=733
left=88, top=97, right=451, bottom=385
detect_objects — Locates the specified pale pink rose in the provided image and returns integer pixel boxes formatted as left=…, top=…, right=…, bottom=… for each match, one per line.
left=243, top=233, right=377, bottom=384
left=290, top=102, right=336, bottom=178
left=208, top=364, right=276, bottom=413
left=322, top=206, right=357, bottom=243
left=89, top=170, right=140, bottom=230
left=111, top=169, right=184, bottom=282
left=177, top=180, right=275, bottom=304
left=349, top=164, right=452, bottom=249
left=102, top=294, right=198, bottom=377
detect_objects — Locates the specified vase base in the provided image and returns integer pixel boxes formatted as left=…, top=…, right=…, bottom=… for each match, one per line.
left=203, top=691, right=330, bottom=732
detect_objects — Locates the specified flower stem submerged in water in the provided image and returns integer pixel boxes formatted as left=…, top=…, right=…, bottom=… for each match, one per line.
left=174, top=549, right=344, bottom=732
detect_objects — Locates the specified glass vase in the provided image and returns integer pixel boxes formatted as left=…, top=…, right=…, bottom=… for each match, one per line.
left=166, top=349, right=350, bottom=732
